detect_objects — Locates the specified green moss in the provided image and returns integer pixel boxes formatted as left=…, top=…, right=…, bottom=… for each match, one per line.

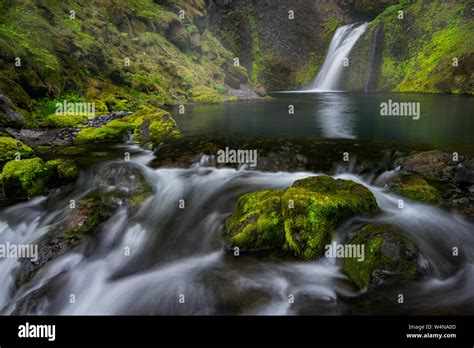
left=75, top=126, right=130, bottom=144
left=75, top=108, right=181, bottom=146
left=63, top=198, right=112, bottom=240
left=1, top=157, right=51, bottom=198
left=225, top=176, right=379, bottom=260
left=323, top=18, right=341, bottom=33
left=283, top=176, right=379, bottom=260
left=342, top=224, right=419, bottom=290
left=46, top=159, right=79, bottom=184
left=0, top=0, right=235, bottom=120
left=396, top=175, right=441, bottom=204
left=43, top=113, right=90, bottom=128
left=228, top=96, right=238, bottom=102
left=189, top=86, right=224, bottom=103
left=243, top=8, right=263, bottom=83
left=0, top=137, right=35, bottom=168
left=352, top=1, right=474, bottom=94
left=225, top=190, right=285, bottom=251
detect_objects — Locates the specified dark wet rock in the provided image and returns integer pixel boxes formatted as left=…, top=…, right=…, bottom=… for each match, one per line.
left=401, top=150, right=456, bottom=181
left=0, top=94, right=25, bottom=128
left=166, top=19, right=190, bottom=51
left=341, top=223, right=423, bottom=290
left=254, top=85, right=267, bottom=97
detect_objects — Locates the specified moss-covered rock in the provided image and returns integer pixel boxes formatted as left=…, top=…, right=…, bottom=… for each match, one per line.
left=394, top=175, right=441, bottom=204
left=341, top=223, right=420, bottom=290
left=46, top=159, right=79, bottom=184
left=224, top=176, right=379, bottom=260
left=43, top=113, right=90, bottom=128
left=75, top=107, right=181, bottom=146
left=0, top=136, right=35, bottom=168
left=189, top=86, right=224, bottom=103
left=283, top=176, right=379, bottom=260
left=1, top=158, right=51, bottom=199
left=224, top=190, right=285, bottom=251
left=132, top=108, right=182, bottom=146
left=1, top=156, right=79, bottom=199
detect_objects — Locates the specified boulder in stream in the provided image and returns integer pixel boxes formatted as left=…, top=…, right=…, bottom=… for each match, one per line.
left=341, top=223, right=422, bottom=290
left=225, top=176, right=378, bottom=260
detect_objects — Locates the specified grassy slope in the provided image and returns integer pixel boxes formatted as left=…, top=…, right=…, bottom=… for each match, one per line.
left=0, top=0, right=233, bottom=126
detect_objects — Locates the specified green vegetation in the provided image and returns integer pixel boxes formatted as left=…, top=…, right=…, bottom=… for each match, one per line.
left=225, top=176, right=379, bottom=260
left=348, top=1, right=473, bottom=94
left=1, top=158, right=50, bottom=198
left=0, top=136, right=35, bottom=168
left=396, top=175, right=441, bottom=204
left=189, top=86, right=224, bottom=103
left=342, top=224, right=419, bottom=289
left=0, top=156, right=79, bottom=199
left=0, top=0, right=235, bottom=126
left=225, top=190, right=285, bottom=251
left=43, top=113, right=90, bottom=128
left=75, top=107, right=181, bottom=147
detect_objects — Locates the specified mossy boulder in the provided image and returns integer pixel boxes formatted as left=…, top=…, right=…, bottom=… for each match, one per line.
left=393, top=175, right=441, bottom=204
left=224, top=190, right=285, bottom=251
left=43, top=113, right=90, bottom=128
left=341, top=224, right=421, bottom=290
left=224, top=176, right=379, bottom=260
left=0, top=136, right=35, bottom=168
left=132, top=109, right=181, bottom=147
left=189, top=86, right=224, bottom=103
left=283, top=176, right=379, bottom=260
left=1, top=158, right=51, bottom=199
left=1, top=157, right=79, bottom=199
left=74, top=108, right=180, bottom=146
left=46, top=159, right=79, bottom=184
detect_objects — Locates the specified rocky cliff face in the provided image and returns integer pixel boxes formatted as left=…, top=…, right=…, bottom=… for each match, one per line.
left=344, top=1, right=473, bottom=94
left=207, top=0, right=349, bottom=90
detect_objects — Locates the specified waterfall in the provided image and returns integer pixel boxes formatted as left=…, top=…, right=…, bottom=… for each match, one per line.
left=307, top=23, right=368, bottom=92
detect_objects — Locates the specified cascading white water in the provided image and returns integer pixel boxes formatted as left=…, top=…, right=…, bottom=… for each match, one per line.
left=0, top=145, right=473, bottom=315
left=306, top=23, right=368, bottom=92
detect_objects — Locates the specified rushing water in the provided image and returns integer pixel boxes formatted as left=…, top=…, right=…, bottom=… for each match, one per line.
left=0, top=141, right=473, bottom=315
left=306, top=23, right=368, bottom=92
